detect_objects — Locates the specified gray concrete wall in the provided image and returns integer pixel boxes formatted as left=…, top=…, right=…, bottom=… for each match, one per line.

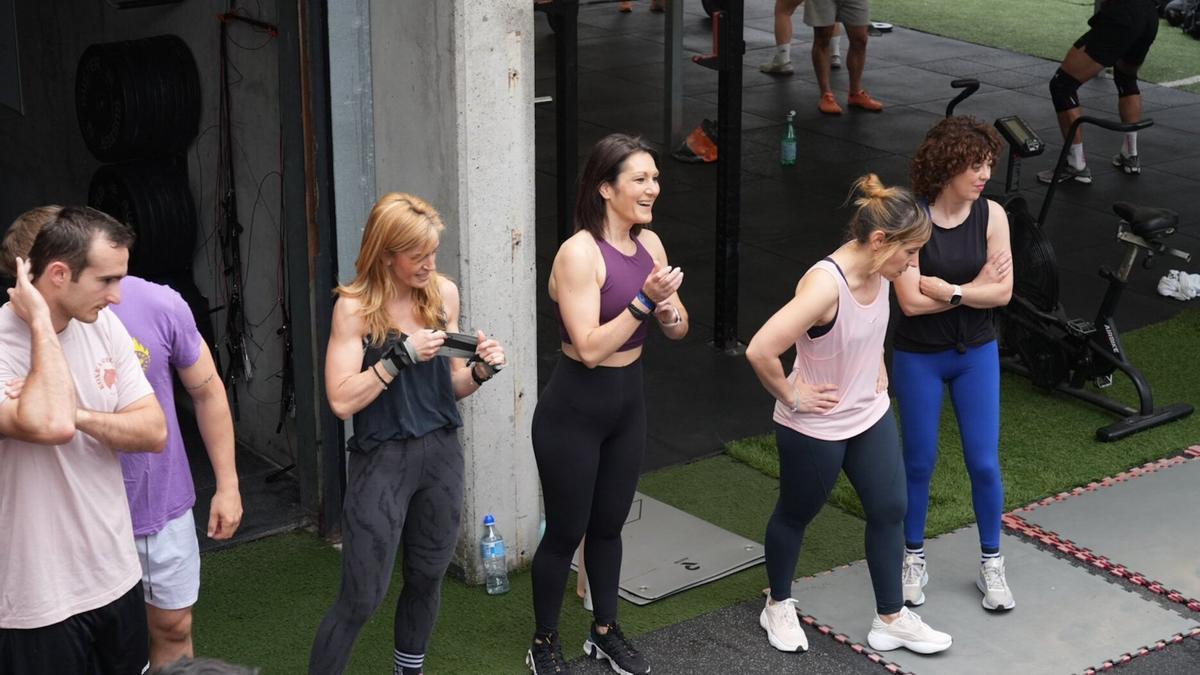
left=0, top=0, right=292, bottom=467
left=366, top=0, right=539, bottom=580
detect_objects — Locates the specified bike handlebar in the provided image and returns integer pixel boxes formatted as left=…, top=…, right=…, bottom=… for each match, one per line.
left=1071, top=115, right=1154, bottom=135
left=945, top=79, right=981, bottom=117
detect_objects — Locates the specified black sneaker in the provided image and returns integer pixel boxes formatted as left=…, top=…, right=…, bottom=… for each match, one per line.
left=527, top=632, right=571, bottom=674
left=583, top=622, right=650, bottom=675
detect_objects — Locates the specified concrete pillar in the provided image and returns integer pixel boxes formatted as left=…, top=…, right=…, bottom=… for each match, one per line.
left=367, top=0, right=539, bottom=582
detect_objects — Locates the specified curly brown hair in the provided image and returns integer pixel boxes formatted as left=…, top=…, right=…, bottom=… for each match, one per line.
left=910, top=116, right=1002, bottom=203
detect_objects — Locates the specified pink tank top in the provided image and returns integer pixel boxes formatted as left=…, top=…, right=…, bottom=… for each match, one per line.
left=773, top=260, right=891, bottom=440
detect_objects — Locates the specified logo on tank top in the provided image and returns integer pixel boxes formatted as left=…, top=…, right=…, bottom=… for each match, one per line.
left=131, top=337, right=151, bottom=372
left=94, top=356, right=118, bottom=390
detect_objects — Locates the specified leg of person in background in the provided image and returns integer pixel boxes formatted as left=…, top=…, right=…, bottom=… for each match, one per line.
left=830, top=23, right=843, bottom=69
left=844, top=23, right=882, bottom=111
left=1112, top=59, right=1144, bottom=175
left=812, top=24, right=841, bottom=113
left=761, top=0, right=804, bottom=75
left=1041, top=46, right=1104, bottom=185
left=575, top=539, right=593, bottom=611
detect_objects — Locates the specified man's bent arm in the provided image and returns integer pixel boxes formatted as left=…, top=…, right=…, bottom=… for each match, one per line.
left=75, top=393, right=167, bottom=452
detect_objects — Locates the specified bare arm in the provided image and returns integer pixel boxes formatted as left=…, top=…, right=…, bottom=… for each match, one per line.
left=745, top=269, right=842, bottom=414
left=894, top=264, right=952, bottom=317
left=639, top=230, right=690, bottom=341
left=960, top=200, right=1013, bottom=308
left=76, top=393, right=168, bottom=452
left=442, top=279, right=507, bottom=400
left=324, top=296, right=385, bottom=420
left=180, top=342, right=242, bottom=539
left=0, top=257, right=76, bottom=445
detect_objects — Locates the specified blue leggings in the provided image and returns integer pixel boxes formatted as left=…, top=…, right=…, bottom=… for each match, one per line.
left=892, top=341, right=1003, bottom=552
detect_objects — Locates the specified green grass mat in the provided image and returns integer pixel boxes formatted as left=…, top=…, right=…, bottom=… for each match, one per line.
left=193, top=456, right=866, bottom=673
left=874, top=0, right=1200, bottom=94
left=728, top=309, right=1200, bottom=538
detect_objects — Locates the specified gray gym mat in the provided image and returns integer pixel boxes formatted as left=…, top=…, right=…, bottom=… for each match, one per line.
left=1016, top=455, right=1200, bottom=603
left=583, top=492, right=764, bottom=605
left=788, top=528, right=1199, bottom=674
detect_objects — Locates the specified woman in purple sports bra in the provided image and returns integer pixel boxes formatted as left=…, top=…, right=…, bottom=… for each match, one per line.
left=747, top=174, right=954, bottom=659
left=526, top=134, right=688, bottom=675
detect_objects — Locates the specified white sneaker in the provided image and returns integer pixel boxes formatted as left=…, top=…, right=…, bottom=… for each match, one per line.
left=759, top=59, right=794, bottom=75
left=867, top=607, right=952, bottom=654
left=830, top=52, right=842, bottom=69
left=901, top=554, right=928, bottom=607
left=759, top=598, right=808, bottom=652
left=978, top=556, right=1016, bottom=611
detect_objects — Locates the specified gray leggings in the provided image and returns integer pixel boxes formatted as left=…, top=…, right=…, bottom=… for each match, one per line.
left=308, top=429, right=464, bottom=675
left=765, top=412, right=906, bottom=615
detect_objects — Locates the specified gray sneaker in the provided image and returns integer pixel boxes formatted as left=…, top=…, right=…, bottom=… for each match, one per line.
left=901, top=554, right=928, bottom=607
left=760, top=59, right=794, bottom=75
left=977, top=556, right=1016, bottom=611
left=831, top=52, right=842, bottom=69
left=1112, top=153, right=1141, bottom=175
left=1037, top=163, right=1093, bottom=185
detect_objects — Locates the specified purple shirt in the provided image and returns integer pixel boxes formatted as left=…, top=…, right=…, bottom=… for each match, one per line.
left=556, top=235, right=655, bottom=352
left=110, top=276, right=203, bottom=536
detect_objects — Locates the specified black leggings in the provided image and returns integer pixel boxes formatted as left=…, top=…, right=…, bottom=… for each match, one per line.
left=308, top=429, right=464, bottom=675
left=530, top=356, right=646, bottom=634
left=765, top=413, right=906, bottom=615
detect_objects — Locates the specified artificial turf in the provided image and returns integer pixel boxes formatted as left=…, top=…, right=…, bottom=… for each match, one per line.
left=872, top=0, right=1200, bottom=93
left=192, top=455, right=865, bottom=673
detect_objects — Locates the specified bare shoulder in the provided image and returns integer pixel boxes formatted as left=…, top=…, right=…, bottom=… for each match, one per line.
left=331, top=294, right=366, bottom=334
left=637, top=228, right=667, bottom=260
left=554, top=231, right=600, bottom=272
left=438, top=275, right=460, bottom=305
left=985, top=198, right=1011, bottom=238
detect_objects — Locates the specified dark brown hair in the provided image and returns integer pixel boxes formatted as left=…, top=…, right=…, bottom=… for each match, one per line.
left=28, top=206, right=135, bottom=281
left=910, top=116, right=1002, bottom=203
left=574, top=133, right=660, bottom=239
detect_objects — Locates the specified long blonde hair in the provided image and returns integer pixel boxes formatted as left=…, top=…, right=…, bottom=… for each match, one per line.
left=336, top=193, right=447, bottom=347
left=844, top=174, right=931, bottom=272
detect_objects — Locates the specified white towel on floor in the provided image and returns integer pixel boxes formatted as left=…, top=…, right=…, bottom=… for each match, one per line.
left=1157, top=269, right=1200, bottom=301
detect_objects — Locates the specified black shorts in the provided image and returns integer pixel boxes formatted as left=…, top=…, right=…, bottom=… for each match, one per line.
left=0, top=582, right=149, bottom=675
left=1074, top=0, right=1160, bottom=67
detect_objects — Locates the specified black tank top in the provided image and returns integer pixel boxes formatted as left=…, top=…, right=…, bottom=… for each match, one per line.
left=346, top=341, right=462, bottom=453
left=894, top=198, right=995, bottom=353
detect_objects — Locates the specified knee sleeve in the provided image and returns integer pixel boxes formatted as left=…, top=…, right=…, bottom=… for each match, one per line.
left=1049, top=68, right=1082, bottom=112
left=1114, top=67, right=1140, bottom=97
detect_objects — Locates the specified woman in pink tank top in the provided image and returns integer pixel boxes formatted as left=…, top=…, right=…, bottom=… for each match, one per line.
left=746, top=174, right=955, bottom=658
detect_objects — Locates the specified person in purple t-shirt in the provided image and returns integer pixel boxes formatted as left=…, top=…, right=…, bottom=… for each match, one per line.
left=1, top=206, right=243, bottom=669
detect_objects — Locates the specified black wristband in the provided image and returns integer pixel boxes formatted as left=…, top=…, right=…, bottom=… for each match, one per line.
left=627, top=302, right=649, bottom=321
left=380, top=332, right=416, bottom=374
left=371, top=362, right=389, bottom=389
left=471, top=363, right=491, bottom=386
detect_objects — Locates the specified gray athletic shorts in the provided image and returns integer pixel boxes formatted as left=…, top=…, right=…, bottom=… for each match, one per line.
left=804, top=0, right=870, bottom=28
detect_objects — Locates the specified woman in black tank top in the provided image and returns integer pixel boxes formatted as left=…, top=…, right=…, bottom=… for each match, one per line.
left=892, top=117, right=1018, bottom=614
left=309, top=193, right=507, bottom=675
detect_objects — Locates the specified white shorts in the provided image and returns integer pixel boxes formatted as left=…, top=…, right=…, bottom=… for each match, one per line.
left=135, top=509, right=201, bottom=610
left=804, top=0, right=870, bottom=27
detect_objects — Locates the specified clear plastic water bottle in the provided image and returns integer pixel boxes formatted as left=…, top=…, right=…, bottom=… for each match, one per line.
left=780, top=110, right=797, bottom=166
left=480, top=514, right=510, bottom=595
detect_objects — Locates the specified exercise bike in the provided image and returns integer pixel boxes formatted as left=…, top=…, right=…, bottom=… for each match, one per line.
left=945, top=79, right=1194, bottom=442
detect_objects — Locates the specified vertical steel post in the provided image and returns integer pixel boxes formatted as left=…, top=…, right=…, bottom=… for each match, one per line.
left=555, top=0, right=579, bottom=242
left=712, top=1, right=744, bottom=352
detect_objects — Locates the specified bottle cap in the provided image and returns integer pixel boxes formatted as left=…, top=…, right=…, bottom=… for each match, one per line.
left=483, top=514, right=495, bottom=526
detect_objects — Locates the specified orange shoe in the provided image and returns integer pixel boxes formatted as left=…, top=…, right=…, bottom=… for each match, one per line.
left=818, top=92, right=843, bottom=115
left=848, top=89, right=884, bottom=112
left=619, top=1, right=633, bottom=12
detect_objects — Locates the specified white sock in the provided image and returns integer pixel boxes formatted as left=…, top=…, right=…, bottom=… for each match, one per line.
left=981, top=551, right=1001, bottom=564
left=831, top=38, right=841, bottom=58
left=1069, top=143, right=1086, bottom=170
left=774, top=43, right=791, bottom=63
left=1123, top=132, right=1138, bottom=158
left=905, top=546, right=925, bottom=560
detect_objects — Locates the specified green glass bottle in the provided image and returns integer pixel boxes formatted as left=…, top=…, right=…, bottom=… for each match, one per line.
left=780, top=110, right=797, bottom=166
